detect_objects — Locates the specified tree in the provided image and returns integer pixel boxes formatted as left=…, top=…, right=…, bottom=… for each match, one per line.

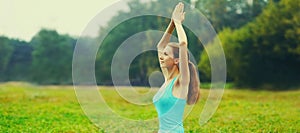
left=5, top=39, right=33, bottom=81
left=0, top=36, right=14, bottom=81
left=199, top=0, right=300, bottom=89
left=30, top=29, right=75, bottom=84
left=195, top=0, right=268, bottom=31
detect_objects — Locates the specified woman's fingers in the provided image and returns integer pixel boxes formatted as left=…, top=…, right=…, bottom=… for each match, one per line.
left=180, top=3, right=183, bottom=11
left=177, top=2, right=184, bottom=13
left=172, top=2, right=185, bottom=23
left=175, top=2, right=184, bottom=12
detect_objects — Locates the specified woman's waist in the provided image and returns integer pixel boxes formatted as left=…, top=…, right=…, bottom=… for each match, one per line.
left=158, top=123, right=184, bottom=133
left=158, top=116, right=184, bottom=128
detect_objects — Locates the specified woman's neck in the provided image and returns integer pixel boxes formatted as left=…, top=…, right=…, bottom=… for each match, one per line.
left=167, top=65, right=179, bottom=80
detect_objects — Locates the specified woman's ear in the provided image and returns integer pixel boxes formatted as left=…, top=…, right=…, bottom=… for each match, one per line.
left=174, top=58, right=179, bottom=64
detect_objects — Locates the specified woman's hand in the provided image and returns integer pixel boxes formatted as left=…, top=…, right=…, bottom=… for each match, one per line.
left=172, top=2, right=185, bottom=24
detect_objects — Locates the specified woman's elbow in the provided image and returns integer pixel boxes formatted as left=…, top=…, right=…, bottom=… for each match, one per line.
left=179, top=41, right=187, bottom=46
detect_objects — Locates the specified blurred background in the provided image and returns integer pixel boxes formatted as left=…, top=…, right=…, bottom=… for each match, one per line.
left=0, top=0, right=299, bottom=89
left=1, top=0, right=299, bottom=132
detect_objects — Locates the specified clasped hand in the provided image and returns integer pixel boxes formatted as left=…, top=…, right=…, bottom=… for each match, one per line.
left=172, top=2, right=185, bottom=24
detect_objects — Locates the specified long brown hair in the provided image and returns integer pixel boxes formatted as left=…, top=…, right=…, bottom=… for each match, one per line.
left=168, top=43, right=200, bottom=105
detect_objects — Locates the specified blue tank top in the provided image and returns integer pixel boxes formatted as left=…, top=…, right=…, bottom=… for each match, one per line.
left=153, top=76, right=187, bottom=133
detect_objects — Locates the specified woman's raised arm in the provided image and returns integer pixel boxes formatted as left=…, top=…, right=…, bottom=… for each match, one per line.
left=157, top=20, right=175, bottom=51
left=157, top=12, right=176, bottom=79
left=173, top=3, right=190, bottom=88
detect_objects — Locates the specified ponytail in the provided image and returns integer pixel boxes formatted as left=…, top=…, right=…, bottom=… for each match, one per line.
left=167, top=43, right=200, bottom=105
left=187, top=61, right=200, bottom=105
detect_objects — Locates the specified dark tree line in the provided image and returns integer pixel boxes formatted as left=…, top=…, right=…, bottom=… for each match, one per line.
left=0, top=29, right=76, bottom=84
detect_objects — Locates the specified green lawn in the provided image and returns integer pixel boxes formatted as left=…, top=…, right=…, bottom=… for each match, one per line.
left=0, top=82, right=299, bottom=132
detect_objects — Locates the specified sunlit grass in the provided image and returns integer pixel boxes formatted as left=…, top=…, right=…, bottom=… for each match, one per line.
left=0, top=82, right=299, bottom=132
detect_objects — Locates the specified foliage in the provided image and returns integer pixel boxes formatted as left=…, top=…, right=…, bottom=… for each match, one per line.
left=5, top=39, right=32, bottom=81
left=195, top=0, right=268, bottom=31
left=30, top=29, right=75, bottom=84
left=199, top=0, right=300, bottom=89
left=0, top=36, right=14, bottom=81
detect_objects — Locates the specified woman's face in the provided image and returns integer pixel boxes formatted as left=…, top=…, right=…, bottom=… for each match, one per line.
left=160, top=46, right=177, bottom=68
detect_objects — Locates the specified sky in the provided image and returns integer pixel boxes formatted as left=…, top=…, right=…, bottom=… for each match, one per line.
left=0, top=0, right=129, bottom=41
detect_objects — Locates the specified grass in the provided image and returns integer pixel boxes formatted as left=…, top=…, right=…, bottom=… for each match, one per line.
left=0, top=82, right=299, bottom=132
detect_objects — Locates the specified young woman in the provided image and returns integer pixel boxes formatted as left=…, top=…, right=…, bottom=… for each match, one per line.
left=153, top=2, right=200, bottom=133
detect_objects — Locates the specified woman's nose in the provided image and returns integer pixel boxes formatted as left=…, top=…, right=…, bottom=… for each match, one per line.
left=159, top=56, right=163, bottom=60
